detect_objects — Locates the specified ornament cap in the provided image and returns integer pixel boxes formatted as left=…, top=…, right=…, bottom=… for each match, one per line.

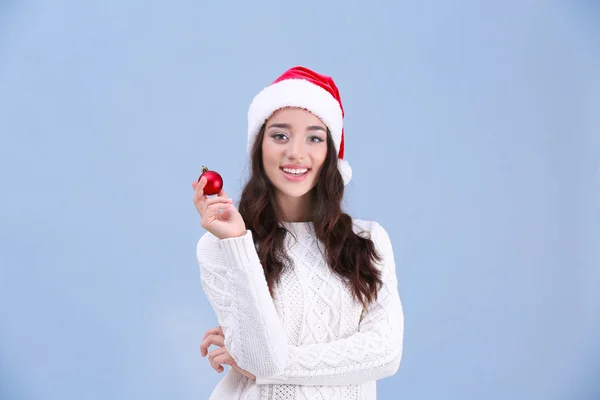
left=201, top=165, right=209, bottom=173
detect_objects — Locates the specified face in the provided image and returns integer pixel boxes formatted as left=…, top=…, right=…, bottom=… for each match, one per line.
left=261, top=107, right=328, bottom=200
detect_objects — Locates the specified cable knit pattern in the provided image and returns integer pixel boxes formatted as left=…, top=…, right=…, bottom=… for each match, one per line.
left=197, top=219, right=404, bottom=399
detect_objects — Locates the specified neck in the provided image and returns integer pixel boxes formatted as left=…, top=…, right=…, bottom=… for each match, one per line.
left=275, top=191, right=312, bottom=222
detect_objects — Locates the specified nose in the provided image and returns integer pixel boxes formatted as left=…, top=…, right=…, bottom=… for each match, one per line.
left=286, top=135, right=307, bottom=161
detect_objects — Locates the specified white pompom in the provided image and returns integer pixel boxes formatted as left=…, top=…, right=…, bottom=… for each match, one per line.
left=337, top=158, right=352, bottom=185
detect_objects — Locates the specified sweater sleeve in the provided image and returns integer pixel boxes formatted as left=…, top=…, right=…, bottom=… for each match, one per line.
left=254, top=222, right=404, bottom=387
left=196, top=230, right=288, bottom=378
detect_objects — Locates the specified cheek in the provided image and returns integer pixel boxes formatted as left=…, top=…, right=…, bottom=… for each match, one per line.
left=261, top=142, right=280, bottom=169
left=313, top=147, right=328, bottom=169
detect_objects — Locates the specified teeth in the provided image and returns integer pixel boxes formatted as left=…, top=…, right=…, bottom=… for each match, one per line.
left=282, top=168, right=308, bottom=175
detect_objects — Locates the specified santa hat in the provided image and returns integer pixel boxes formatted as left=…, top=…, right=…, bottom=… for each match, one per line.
left=247, top=66, right=352, bottom=185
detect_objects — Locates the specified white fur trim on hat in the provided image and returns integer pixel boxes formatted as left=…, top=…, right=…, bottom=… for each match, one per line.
left=247, top=78, right=343, bottom=154
left=337, top=158, right=352, bottom=185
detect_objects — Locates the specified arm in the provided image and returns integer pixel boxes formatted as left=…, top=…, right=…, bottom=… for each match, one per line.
left=196, top=230, right=288, bottom=378
left=255, top=222, right=404, bottom=386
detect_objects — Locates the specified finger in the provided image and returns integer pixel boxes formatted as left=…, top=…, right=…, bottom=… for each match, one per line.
left=203, top=326, right=224, bottom=341
left=208, top=346, right=226, bottom=364
left=208, top=347, right=227, bottom=372
left=217, top=326, right=224, bottom=336
left=205, top=196, right=233, bottom=207
left=212, top=351, right=233, bottom=373
left=200, top=333, right=225, bottom=357
left=200, top=336, right=214, bottom=357
left=217, top=187, right=228, bottom=198
left=194, top=177, right=208, bottom=205
left=201, top=337, right=221, bottom=357
left=198, top=175, right=207, bottom=188
left=202, top=328, right=217, bottom=341
left=216, top=206, right=235, bottom=220
left=205, top=202, right=233, bottom=216
left=210, top=349, right=224, bottom=373
left=200, top=341, right=208, bottom=357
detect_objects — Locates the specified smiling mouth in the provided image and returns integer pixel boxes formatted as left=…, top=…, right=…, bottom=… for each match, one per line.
left=280, top=167, right=310, bottom=176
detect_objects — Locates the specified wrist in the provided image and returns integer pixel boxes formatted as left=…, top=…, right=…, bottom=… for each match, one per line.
left=218, top=229, right=247, bottom=240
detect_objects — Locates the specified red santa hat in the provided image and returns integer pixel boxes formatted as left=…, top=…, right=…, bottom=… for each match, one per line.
left=247, top=66, right=352, bottom=185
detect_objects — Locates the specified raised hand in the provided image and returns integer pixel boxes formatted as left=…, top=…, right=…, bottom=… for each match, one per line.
left=192, top=177, right=247, bottom=239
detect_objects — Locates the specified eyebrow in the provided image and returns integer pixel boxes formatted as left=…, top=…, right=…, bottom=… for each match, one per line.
left=266, top=123, right=326, bottom=132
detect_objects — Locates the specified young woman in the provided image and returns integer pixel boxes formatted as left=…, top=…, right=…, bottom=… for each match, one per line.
left=192, top=66, right=404, bottom=399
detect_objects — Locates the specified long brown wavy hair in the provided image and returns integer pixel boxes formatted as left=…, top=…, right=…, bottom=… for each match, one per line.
left=238, top=124, right=383, bottom=309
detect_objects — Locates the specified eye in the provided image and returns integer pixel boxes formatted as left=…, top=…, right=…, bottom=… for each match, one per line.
left=308, top=136, right=324, bottom=143
left=270, top=133, right=289, bottom=141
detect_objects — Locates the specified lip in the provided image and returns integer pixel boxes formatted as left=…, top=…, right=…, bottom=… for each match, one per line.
left=280, top=166, right=310, bottom=182
left=281, top=164, right=310, bottom=169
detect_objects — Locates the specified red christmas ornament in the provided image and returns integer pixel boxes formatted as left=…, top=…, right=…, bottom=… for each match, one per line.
left=198, top=165, right=223, bottom=196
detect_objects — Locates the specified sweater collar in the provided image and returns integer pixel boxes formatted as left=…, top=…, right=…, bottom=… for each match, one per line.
left=279, top=221, right=315, bottom=235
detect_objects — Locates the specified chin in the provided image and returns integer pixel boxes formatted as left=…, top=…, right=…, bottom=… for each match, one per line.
left=271, top=178, right=317, bottom=198
left=277, top=185, right=314, bottom=198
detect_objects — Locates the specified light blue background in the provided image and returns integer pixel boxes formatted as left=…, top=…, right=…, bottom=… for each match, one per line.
left=1, top=1, right=598, bottom=399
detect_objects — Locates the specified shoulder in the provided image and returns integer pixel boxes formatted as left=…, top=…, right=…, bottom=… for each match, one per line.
left=351, top=219, right=388, bottom=239
left=351, top=219, right=397, bottom=277
left=351, top=218, right=394, bottom=252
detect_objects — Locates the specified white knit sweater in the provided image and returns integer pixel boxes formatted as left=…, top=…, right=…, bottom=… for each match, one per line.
left=196, top=219, right=404, bottom=400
